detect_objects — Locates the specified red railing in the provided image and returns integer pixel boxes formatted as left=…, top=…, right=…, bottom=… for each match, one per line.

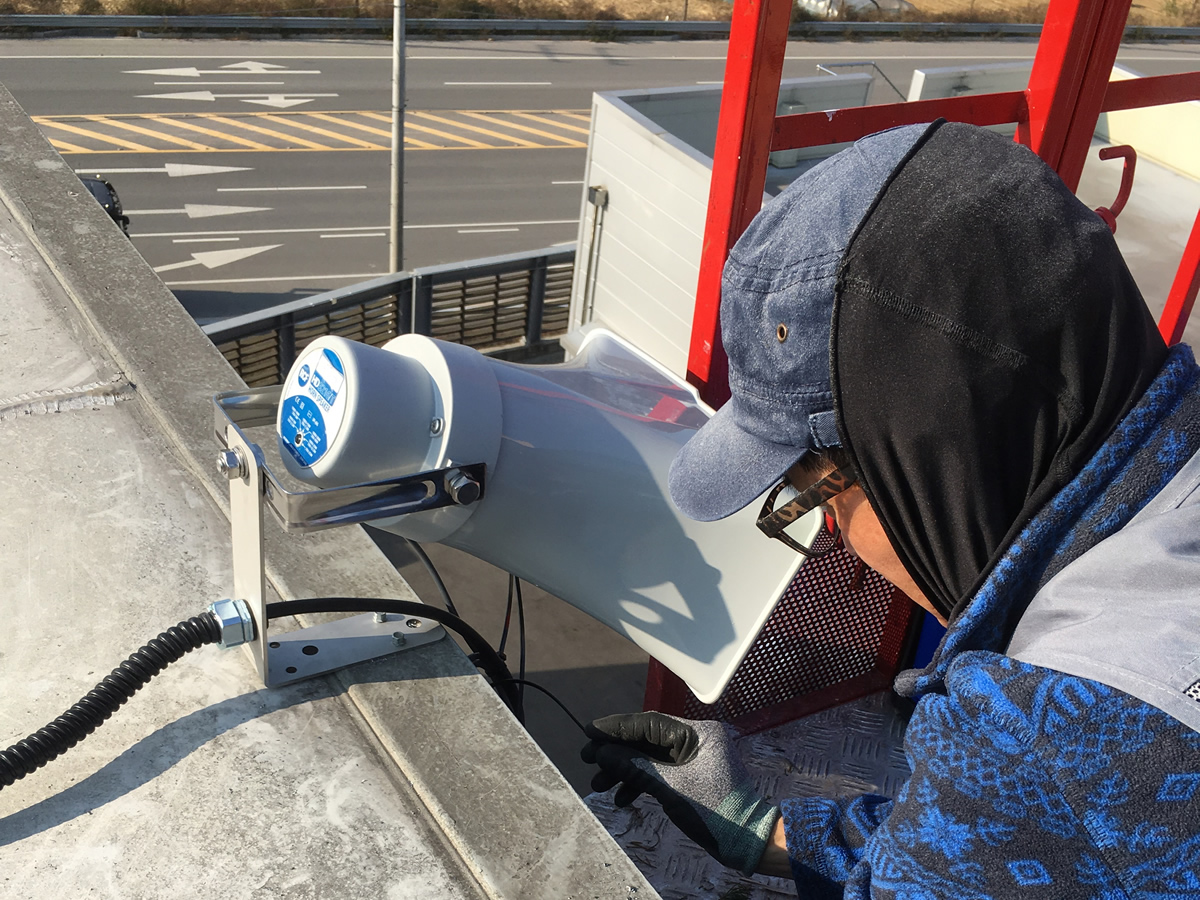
left=649, top=0, right=1200, bottom=718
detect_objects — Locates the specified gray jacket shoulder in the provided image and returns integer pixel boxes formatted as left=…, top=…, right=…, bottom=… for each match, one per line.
left=1007, top=447, right=1200, bottom=733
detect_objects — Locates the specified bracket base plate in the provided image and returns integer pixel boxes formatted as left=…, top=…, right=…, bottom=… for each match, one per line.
left=267, top=612, right=444, bottom=686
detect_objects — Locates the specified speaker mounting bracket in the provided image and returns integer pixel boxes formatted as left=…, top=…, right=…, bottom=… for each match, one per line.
left=212, top=385, right=486, bottom=687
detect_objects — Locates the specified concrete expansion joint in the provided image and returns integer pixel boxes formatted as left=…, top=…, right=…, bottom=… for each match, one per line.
left=0, top=373, right=136, bottom=421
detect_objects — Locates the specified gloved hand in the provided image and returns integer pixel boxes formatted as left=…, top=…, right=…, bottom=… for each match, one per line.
left=581, top=712, right=779, bottom=875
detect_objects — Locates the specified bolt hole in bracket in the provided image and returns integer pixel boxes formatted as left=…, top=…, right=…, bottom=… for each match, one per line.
left=212, top=385, right=486, bottom=687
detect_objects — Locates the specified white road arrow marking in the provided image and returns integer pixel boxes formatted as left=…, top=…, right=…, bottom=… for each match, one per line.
left=153, top=244, right=281, bottom=274
left=127, top=62, right=321, bottom=77
left=138, top=90, right=337, bottom=108
left=123, top=204, right=270, bottom=219
left=76, top=163, right=253, bottom=178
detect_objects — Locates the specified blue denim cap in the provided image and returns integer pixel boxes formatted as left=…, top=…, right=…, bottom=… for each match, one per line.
left=668, top=122, right=940, bottom=522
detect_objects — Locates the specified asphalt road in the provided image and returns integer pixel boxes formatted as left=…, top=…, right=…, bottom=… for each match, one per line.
left=1, top=36, right=1197, bottom=323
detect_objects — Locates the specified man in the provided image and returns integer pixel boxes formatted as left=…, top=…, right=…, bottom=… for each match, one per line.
left=582, top=120, right=1200, bottom=897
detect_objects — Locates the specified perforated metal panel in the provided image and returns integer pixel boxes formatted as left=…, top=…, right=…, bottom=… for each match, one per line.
left=650, top=530, right=914, bottom=733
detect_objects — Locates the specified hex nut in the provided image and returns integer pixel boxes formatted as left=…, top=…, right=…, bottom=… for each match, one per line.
left=216, top=448, right=245, bottom=481
left=209, top=598, right=255, bottom=649
left=446, top=471, right=481, bottom=505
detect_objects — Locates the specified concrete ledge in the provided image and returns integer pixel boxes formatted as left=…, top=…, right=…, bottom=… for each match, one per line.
left=0, top=80, right=656, bottom=900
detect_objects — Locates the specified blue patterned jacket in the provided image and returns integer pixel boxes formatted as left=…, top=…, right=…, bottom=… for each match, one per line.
left=780, top=346, right=1200, bottom=899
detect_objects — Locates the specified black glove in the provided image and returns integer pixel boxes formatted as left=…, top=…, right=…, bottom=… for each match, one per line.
left=581, top=711, right=779, bottom=875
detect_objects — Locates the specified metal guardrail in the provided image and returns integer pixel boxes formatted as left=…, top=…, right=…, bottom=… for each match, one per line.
left=203, top=244, right=575, bottom=387
left=3, top=13, right=1199, bottom=39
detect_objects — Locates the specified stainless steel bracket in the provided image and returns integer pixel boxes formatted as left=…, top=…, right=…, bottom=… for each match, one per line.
left=214, top=386, right=486, bottom=687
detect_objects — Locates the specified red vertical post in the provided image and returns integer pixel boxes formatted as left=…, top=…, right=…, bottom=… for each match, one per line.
left=686, top=0, right=793, bottom=407
left=1020, top=0, right=1131, bottom=191
left=1160, top=210, right=1200, bottom=346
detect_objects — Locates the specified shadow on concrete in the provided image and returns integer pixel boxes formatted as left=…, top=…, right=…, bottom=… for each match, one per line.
left=0, top=662, right=465, bottom=847
left=366, top=527, right=649, bottom=795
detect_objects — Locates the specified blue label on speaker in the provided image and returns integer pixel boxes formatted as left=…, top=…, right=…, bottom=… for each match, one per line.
left=280, top=346, right=347, bottom=469
left=280, top=394, right=327, bottom=468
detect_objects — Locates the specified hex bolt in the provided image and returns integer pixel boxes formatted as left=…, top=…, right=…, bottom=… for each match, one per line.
left=429, top=417, right=444, bottom=436
left=374, top=612, right=387, bottom=623
left=446, top=471, right=481, bottom=505
left=405, top=618, right=422, bottom=629
left=216, top=448, right=245, bottom=481
left=392, top=631, right=407, bottom=647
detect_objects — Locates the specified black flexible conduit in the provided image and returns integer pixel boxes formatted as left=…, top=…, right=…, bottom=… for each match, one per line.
left=0, top=598, right=520, bottom=792
left=0, top=613, right=221, bottom=790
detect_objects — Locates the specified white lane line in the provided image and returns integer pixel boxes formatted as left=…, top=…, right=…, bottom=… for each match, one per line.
left=128, top=63, right=322, bottom=76
left=173, top=237, right=241, bottom=244
left=552, top=180, right=584, bottom=185
left=321, top=232, right=386, bottom=238
left=135, top=219, right=576, bottom=238
left=124, top=204, right=269, bottom=219
left=76, top=163, right=252, bottom=177
left=444, top=81, right=553, bottom=86
left=154, top=81, right=287, bottom=86
left=216, top=185, right=367, bottom=192
left=153, top=243, right=281, bottom=274
left=164, top=272, right=382, bottom=287
left=138, top=90, right=338, bottom=108
left=458, top=227, right=520, bottom=234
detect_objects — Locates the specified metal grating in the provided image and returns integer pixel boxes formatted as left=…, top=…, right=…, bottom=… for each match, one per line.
left=431, top=270, right=533, bottom=350
left=217, top=331, right=281, bottom=389
left=295, top=294, right=404, bottom=353
left=541, top=262, right=574, bottom=337
left=587, top=690, right=913, bottom=900
left=679, top=531, right=912, bottom=727
left=206, top=246, right=576, bottom=387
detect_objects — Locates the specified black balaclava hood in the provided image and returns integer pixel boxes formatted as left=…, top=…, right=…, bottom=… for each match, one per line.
left=831, top=121, right=1167, bottom=622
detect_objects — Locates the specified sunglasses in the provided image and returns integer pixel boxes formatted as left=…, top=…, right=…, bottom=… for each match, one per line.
left=755, top=465, right=858, bottom=557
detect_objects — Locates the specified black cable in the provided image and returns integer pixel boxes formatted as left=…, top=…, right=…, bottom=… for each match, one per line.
left=498, top=574, right=515, bottom=659
left=515, top=576, right=527, bottom=719
left=266, top=597, right=520, bottom=717
left=0, top=613, right=221, bottom=791
left=503, top=679, right=588, bottom=737
left=403, top=539, right=459, bottom=617
left=0, top=593, right=532, bottom=791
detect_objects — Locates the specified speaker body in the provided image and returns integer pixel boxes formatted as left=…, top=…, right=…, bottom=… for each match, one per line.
left=277, top=330, right=817, bottom=703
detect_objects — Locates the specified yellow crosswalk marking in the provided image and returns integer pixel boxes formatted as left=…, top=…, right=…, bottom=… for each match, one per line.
left=413, top=111, right=540, bottom=148
left=34, top=109, right=595, bottom=153
left=257, top=113, right=385, bottom=150
left=403, top=117, right=493, bottom=150
left=38, top=119, right=154, bottom=152
left=48, top=137, right=89, bottom=154
left=469, top=112, right=587, bottom=147
left=309, top=112, right=440, bottom=149
left=513, top=112, right=592, bottom=136
left=206, top=115, right=330, bottom=150
left=86, top=115, right=212, bottom=151
left=152, top=115, right=273, bottom=151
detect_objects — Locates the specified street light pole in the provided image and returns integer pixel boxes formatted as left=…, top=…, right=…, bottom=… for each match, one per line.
left=389, top=0, right=406, bottom=273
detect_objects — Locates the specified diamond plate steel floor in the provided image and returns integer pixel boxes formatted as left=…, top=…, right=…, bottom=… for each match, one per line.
left=585, top=691, right=913, bottom=899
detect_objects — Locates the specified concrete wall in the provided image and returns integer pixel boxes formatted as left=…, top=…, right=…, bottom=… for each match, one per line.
left=566, top=75, right=872, bottom=379
left=907, top=60, right=1031, bottom=136
left=0, top=81, right=658, bottom=900
left=1096, top=65, right=1200, bottom=181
